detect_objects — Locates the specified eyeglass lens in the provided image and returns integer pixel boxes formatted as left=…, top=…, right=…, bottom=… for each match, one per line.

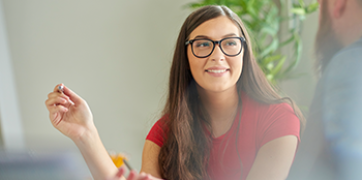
left=191, top=37, right=242, bottom=58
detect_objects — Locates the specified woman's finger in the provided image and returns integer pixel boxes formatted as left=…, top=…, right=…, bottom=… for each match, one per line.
left=51, top=84, right=80, bottom=104
left=143, top=175, right=152, bottom=180
left=45, top=96, right=68, bottom=107
left=59, top=84, right=83, bottom=105
left=46, top=91, right=73, bottom=108
left=48, top=104, right=69, bottom=114
left=127, top=170, right=137, bottom=180
left=48, top=106, right=68, bottom=124
left=115, top=167, right=126, bottom=178
left=52, top=83, right=63, bottom=92
left=137, top=173, right=150, bottom=180
left=47, top=91, right=71, bottom=101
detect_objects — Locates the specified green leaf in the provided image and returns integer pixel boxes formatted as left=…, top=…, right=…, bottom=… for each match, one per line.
left=270, top=56, right=286, bottom=76
left=306, top=2, right=319, bottom=13
left=261, top=55, right=283, bottom=66
left=266, top=74, right=274, bottom=82
left=259, top=38, right=279, bottom=57
left=298, top=0, right=305, bottom=7
left=279, top=35, right=295, bottom=48
left=260, top=25, right=278, bottom=36
left=291, top=8, right=306, bottom=15
left=247, top=0, right=258, bottom=18
left=266, top=62, right=274, bottom=71
left=284, top=34, right=302, bottom=74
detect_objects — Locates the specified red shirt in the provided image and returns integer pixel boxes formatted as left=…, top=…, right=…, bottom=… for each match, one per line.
left=146, top=92, right=300, bottom=180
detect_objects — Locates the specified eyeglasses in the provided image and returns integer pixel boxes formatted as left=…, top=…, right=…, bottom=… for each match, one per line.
left=185, top=37, right=245, bottom=58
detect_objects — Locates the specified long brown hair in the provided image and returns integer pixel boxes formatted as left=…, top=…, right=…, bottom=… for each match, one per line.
left=158, top=5, right=305, bottom=180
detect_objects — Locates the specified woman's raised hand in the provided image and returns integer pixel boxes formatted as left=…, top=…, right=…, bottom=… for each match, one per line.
left=45, top=84, right=95, bottom=141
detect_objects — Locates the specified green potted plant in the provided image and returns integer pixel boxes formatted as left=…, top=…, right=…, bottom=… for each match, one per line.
left=187, top=0, right=318, bottom=85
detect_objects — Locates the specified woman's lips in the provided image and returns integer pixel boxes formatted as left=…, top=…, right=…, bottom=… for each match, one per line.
left=205, top=69, right=229, bottom=77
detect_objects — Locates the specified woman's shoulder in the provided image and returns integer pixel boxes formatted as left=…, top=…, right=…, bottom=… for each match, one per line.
left=240, top=92, right=300, bottom=147
left=152, top=114, right=170, bottom=131
left=267, top=102, right=295, bottom=114
left=241, top=91, right=296, bottom=118
left=146, top=114, right=170, bottom=147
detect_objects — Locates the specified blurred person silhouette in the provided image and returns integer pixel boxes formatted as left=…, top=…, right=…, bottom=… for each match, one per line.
left=45, top=5, right=304, bottom=180
left=288, top=0, right=362, bottom=179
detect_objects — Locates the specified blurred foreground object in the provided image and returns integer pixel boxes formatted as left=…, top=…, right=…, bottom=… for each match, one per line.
left=110, top=152, right=125, bottom=168
left=0, top=150, right=87, bottom=180
left=110, top=152, right=133, bottom=170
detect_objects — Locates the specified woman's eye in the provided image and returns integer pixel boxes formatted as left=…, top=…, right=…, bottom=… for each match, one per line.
left=195, top=42, right=211, bottom=48
left=225, top=41, right=237, bottom=46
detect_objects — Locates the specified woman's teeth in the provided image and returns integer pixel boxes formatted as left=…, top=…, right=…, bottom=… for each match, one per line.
left=206, top=69, right=227, bottom=73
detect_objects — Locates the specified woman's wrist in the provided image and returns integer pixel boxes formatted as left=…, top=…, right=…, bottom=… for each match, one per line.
left=72, top=124, right=99, bottom=148
left=72, top=125, right=118, bottom=180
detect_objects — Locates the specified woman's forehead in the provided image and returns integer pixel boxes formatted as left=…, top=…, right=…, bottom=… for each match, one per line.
left=189, top=16, right=241, bottom=39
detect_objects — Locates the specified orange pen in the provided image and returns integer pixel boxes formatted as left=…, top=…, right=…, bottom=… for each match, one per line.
left=110, top=153, right=133, bottom=171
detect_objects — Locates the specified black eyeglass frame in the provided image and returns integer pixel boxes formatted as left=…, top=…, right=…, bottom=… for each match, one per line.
left=185, top=37, right=246, bottom=58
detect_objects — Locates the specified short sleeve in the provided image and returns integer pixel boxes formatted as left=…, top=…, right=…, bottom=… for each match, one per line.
left=146, top=116, right=168, bottom=147
left=258, top=103, right=301, bottom=148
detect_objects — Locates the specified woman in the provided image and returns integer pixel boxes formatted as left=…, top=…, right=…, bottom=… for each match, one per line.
left=46, top=5, right=304, bottom=180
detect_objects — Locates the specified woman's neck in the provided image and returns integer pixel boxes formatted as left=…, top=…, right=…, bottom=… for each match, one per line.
left=197, top=85, right=240, bottom=123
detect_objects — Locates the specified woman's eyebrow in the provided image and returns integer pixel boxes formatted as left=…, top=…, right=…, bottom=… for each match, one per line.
left=223, top=33, right=238, bottom=37
left=193, top=35, right=209, bottom=39
left=192, top=33, right=239, bottom=39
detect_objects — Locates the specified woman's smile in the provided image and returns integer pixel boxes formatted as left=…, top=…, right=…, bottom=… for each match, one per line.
left=187, top=16, right=243, bottom=93
left=205, top=67, right=229, bottom=77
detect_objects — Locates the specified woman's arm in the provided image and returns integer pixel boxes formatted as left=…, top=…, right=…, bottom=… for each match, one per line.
left=46, top=84, right=161, bottom=180
left=45, top=84, right=119, bottom=180
left=74, top=127, right=121, bottom=180
left=140, top=140, right=162, bottom=178
left=246, top=135, right=298, bottom=180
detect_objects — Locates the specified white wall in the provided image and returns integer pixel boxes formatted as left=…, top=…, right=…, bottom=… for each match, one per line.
left=0, top=0, right=24, bottom=150
left=2, top=0, right=193, bottom=172
left=1, top=0, right=318, bottom=176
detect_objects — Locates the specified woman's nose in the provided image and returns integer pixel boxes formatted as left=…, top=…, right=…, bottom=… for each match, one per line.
left=209, top=44, right=225, bottom=61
